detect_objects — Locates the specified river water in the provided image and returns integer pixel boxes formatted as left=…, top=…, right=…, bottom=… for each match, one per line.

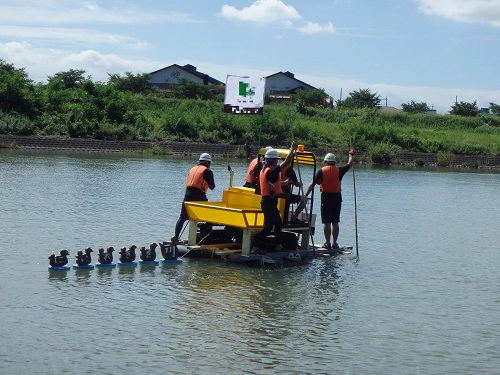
left=1, top=150, right=499, bottom=375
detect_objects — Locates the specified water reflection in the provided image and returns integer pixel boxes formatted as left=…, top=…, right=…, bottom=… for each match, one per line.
left=73, top=268, right=93, bottom=283
left=47, top=269, right=70, bottom=283
left=95, top=266, right=114, bottom=282
left=117, top=264, right=136, bottom=279
left=159, top=262, right=185, bottom=284
left=138, top=262, right=157, bottom=276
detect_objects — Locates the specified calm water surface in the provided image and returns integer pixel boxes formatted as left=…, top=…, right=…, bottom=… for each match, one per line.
left=1, top=150, right=499, bottom=375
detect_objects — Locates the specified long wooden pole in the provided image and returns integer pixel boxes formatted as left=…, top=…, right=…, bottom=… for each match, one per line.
left=288, top=104, right=315, bottom=253
left=227, top=154, right=233, bottom=187
left=350, top=136, right=359, bottom=257
left=257, top=114, right=263, bottom=153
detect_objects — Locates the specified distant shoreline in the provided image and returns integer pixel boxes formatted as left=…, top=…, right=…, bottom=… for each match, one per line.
left=1, top=134, right=499, bottom=170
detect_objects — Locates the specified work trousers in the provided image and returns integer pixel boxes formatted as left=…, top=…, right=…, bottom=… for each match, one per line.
left=254, top=195, right=282, bottom=247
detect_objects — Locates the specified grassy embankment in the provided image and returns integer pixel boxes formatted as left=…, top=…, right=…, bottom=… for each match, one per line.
left=1, top=94, right=500, bottom=164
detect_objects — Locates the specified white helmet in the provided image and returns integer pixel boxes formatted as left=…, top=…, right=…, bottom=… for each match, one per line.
left=264, top=148, right=279, bottom=160
left=324, top=153, right=337, bottom=163
left=199, top=153, right=212, bottom=162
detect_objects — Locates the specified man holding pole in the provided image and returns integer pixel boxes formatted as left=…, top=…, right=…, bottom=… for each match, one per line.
left=171, top=153, right=215, bottom=244
left=304, top=149, right=354, bottom=250
left=252, top=141, right=298, bottom=252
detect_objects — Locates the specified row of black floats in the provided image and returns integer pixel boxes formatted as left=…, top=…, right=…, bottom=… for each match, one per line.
left=48, top=242, right=181, bottom=270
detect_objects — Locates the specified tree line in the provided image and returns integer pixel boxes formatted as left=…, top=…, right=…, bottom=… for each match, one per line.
left=1, top=60, right=499, bottom=160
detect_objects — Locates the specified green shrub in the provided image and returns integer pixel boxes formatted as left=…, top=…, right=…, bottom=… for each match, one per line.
left=369, top=143, right=400, bottom=164
left=234, top=146, right=247, bottom=159
left=436, top=152, right=454, bottom=166
left=415, top=157, right=426, bottom=166
left=450, top=141, right=488, bottom=155
left=0, top=111, right=34, bottom=135
left=141, top=144, right=172, bottom=156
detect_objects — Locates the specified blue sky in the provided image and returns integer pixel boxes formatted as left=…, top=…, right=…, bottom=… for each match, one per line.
left=1, top=0, right=500, bottom=113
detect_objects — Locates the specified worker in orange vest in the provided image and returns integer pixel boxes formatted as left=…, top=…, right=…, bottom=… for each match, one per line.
left=304, top=149, right=354, bottom=250
left=171, top=153, right=215, bottom=244
left=252, top=141, right=298, bottom=252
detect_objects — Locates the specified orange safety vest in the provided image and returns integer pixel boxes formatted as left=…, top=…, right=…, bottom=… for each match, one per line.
left=185, top=165, right=209, bottom=193
left=245, top=158, right=259, bottom=184
left=280, top=164, right=291, bottom=182
left=320, top=165, right=341, bottom=193
left=259, top=165, right=283, bottom=197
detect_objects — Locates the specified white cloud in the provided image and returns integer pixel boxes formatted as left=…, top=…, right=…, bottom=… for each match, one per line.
left=219, top=0, right=301, bottom=27
left=0, top=41, right=159, bottom=82
left=219, top=1, right=337, bottom=35
left=0, top=26, right=148, bottom=48
left=297, top=22, right=335, bottom=34
left=417, top=0, right=500, bottom=27
left=0, top=2, right=197, bottom=26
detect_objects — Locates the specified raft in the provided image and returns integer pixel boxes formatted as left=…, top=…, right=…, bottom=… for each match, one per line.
left=139, top=260, right=159, bottom=265
left=48, top=265, right=71, bottom=271
left=118, top=261, right=137, bottom=267
left=95, top=262, right=117, bottom=268
left=175, top=243, right=351, bottom=267
left=160, top=259, right=183, bottom=264
left=72, top=264, right=94, bottom=270
left=172, top=147, right=349, bottom=266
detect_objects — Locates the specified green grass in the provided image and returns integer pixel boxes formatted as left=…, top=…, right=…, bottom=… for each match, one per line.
left=2, top=96, right=499, bottom=157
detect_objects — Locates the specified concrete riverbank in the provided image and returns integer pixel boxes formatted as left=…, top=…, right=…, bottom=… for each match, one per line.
left=1, top=134, right=499, bottom=169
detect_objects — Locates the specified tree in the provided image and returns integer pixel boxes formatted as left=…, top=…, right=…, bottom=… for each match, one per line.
left=449, top=100, right=479, bottom=117
left=490, top=102, right=500, bottom=116
left=172, top=78, right=212, bottom=100
left=107, top=72, right=151, bottom=93
left=401, top=100, right=430, bottom=114
left=338, top=88, right=381, bottom=109
left=46, top=69, right=87, bottom=90
left=291, top=88, right=329, bottom=107
left=0, top=59, right=38, bottom=118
